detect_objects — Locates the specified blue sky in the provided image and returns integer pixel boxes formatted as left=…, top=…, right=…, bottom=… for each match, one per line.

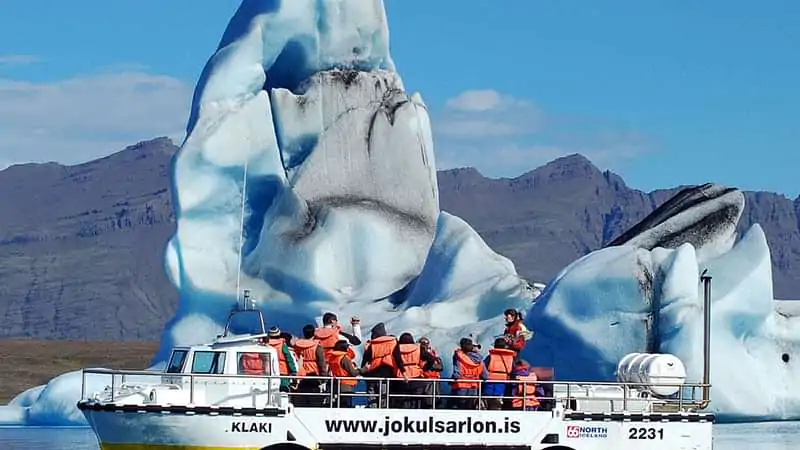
left=0, top=0, right=797, bottom=196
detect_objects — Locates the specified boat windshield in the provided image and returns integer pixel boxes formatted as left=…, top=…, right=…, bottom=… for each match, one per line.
left=225, top=310, right=266, bottom=336
left=165, top=349, right=188, bottom=374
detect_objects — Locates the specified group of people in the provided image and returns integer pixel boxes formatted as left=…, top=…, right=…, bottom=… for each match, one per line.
left=247, top=309, right=540, bottom=410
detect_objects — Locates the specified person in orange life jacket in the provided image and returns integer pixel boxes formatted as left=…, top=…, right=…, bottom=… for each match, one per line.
left=418, top=336, right=444, bottom=409
left=293, top=324, right=329, bottom=407
left=396, top=332, right=427, bottom=409
left=511, top=359, right=541, bottom=411
left=314, top=312, right=362, bottom=357
left=360, top=322, right=406, bottom=408
left=279, top=331, right=304, bottom=375
left=503, top=309, right=532, bottom=354
left=450, top=337, right=488, bottom=410
left=327, top=338, right=361, bottom=408
left=483, top=338, right=516, bottom=410
left=264, top=327, right=299, bottom=392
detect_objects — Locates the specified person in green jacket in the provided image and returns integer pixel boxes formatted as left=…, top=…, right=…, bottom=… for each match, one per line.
left=264, top=327, right=299, bottom=392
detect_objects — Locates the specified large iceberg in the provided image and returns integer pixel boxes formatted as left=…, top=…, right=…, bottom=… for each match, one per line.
left=0, top=0, right=796, bottom=428
left=0, top=0, right=535, bottom=426
left=158, top=0, right=536, bottom=362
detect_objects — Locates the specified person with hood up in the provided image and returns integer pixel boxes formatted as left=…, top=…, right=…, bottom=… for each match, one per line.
left=450, top=337, right=488, bottom=410
left=327, top=338, right=361, bottom=407
left=396, top=332, right=427, bottom=408
left=263, top=327, right=299, bottom=392
left=483, top=338, right=516, bottom=410
left=502, top=309, right=533, bottom=354
left=360, top=322, right=406, bottom=408
left=511, top=359, right=541, bottom=411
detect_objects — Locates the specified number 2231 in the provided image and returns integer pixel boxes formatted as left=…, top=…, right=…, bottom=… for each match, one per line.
left=628, top=427, right=664, bottom=439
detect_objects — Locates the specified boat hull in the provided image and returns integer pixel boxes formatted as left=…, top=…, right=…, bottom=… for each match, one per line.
left=82, top=408, right=283, bottom=450
left=80, top=403, right=714, bottom=450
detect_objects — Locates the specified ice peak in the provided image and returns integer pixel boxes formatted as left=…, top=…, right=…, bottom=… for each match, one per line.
left=608, top=183, right=744, bottom=262
left=187, top=0, right=395, bottom=134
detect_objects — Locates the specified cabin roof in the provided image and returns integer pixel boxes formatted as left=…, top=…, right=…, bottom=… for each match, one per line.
left=171, top=337, right=279, bottom=354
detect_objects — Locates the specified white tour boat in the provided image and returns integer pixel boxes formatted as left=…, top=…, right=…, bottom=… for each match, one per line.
left=77, top=275, right=716, bottom=450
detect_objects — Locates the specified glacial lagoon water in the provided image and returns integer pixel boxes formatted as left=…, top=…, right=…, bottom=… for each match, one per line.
left=0, top=422, right=799, bottom=449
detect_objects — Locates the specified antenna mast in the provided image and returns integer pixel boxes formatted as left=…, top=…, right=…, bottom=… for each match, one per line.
left=235, top=158, right=249, bottom=309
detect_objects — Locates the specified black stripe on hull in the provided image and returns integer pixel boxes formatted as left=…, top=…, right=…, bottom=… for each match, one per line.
left=564, top=412, right=715, bottom=423
left=78, top=402, right=715, bottom=423
left=77, top=401, right=286, bottom=416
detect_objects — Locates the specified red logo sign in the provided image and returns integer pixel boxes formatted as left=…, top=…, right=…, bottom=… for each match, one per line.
left=566, top=425, right=580, bottom=438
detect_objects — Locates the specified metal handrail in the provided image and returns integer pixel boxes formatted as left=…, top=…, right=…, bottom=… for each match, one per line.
left=80, top=368, right=705, bottom=387
left=79, top=368, right=711, bottom=411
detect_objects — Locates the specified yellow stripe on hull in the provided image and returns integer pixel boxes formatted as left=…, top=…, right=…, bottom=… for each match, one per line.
left=99, top=444, right=262, bottom=450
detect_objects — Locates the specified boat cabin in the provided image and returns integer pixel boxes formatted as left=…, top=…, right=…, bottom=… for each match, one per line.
left=144, top=335, right=284, bottom=408
left=164, top=338, right=280, bottom=377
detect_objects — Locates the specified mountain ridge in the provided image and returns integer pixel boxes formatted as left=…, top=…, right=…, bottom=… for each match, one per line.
left=1, top=137, right=798, bottom=340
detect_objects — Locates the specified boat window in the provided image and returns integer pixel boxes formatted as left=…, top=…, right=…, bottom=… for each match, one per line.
left=191, top=351, right=227, bottom=374
left=237, top=352, right=272, bottom=375
left=166, top=350, right=188, bottom=374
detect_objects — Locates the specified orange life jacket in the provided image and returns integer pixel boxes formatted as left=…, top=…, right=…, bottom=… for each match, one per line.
left=314, top=326, right=341, bottom=353
left=486, top=348, right=516, bottom=380
left=511, top=374, right=540, bottom=408
left=266, top=338, right=290, bottom=375
left=398, top=343, right=423, bottom=378
left=421, top=349, right=441, bottom=379
left=327, top=350, right=358, bottom=386
left=363, top=335, right=399, bottom=373
left=240, top=353, right=267, bottom=375
left=294, top=338, right=322, bottom=375
left=452, top=349, right=485, bottom=390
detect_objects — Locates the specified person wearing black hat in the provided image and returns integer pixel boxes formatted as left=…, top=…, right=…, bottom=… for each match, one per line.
left=450, top=337, right=488, bottom=409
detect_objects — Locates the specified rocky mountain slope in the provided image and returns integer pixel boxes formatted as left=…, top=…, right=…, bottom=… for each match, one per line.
left=0, top=138, right=176, bottom=340
left=438, top=159, right=800, bottom=297
left=1, top=137, right=798, bottom=340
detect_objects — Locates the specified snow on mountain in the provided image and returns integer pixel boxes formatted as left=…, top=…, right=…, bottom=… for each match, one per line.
left=0, top=0, right=796, bottom=428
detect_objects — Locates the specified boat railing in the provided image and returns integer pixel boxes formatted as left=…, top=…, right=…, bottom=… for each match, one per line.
left=78, top=368, right=710, bottom=413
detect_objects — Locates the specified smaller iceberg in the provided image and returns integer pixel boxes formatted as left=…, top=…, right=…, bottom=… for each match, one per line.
left=525, top=184, right=800, bottom=422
